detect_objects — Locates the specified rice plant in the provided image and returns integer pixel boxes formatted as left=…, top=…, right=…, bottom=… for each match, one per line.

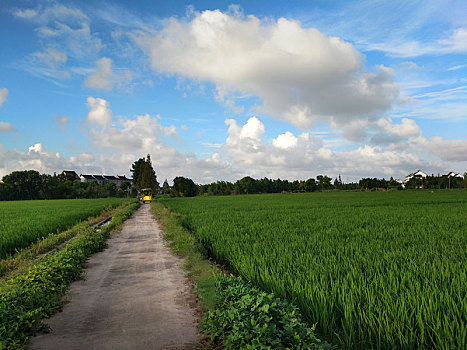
left=161, top=191, right=467, bottom=349
left=0, top=198, right=128, bottom=259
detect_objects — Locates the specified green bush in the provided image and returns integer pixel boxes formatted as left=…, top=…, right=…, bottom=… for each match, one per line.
left=201, top=276, right=332, bottom=350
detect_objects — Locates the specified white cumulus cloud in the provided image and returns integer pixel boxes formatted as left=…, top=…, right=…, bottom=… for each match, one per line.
left=379, top=118, right=421, bottom=138
left=272, top=131, right=298, bottom=149
left=134, top=8, right=399, bottom=131
left=81, top=97, right=233, bottom=183
left=221, top=116, right=439, bottom=181
left=85, top=97, right=112, bottom=127
left=1, top=143, right=70, bottom=176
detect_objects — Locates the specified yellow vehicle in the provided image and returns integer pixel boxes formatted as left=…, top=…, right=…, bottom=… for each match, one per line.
left=140, top=188, right=152, bottom=203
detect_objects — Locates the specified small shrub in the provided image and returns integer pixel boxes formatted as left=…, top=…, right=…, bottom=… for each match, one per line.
left=201, top=276, right=332, bottom=349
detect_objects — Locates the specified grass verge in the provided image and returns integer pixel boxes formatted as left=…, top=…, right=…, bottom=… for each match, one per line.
left=0, top=200, right=139, bottom=349
left=151, top=200, right=218, bottom=310
left=151, top=200, right=333, bottom=349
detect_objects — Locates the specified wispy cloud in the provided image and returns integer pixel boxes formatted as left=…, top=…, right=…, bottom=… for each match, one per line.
left=447, top=64, right=467, bottom=71
left=202, top=142, right=223, bottom=148
left=52, top=116, right=70, bottom=132
left=297, top=1, right=466, bottom=58
left=13, top=8, right=37, bottom=19
left=413, top=86, right=467, bottom=100
left=13, top=4, right=88, bottom=24
left=0, top=88, right=8, bottom=107
left=0, top=122, right=16, bottom=132
left=84, top=57, right=132, bottom=91
left=12, top=3, right=102, bottom=84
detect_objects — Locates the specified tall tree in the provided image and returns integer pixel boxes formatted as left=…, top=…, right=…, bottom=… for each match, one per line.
left=161, top=179, right=171, bottom=194
left=130, top=157, right=145, bottom=189
left=138, top=154, right=159, bottom=192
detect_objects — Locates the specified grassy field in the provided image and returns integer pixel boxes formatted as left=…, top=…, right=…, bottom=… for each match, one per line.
left=160, top=190, right=467, bottom=349
left=0, top=198, right=129, bottom=259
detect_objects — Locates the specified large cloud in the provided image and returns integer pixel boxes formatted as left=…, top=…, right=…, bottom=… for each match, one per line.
left=222, top=116, right=432, bottom=180
left=82, top=96, right=235, bottom=183
left=0, top=96, right=236, bottom=182
left=134, top=8, right=398, bottom=131
left=0, top=94, right=460, bottom=183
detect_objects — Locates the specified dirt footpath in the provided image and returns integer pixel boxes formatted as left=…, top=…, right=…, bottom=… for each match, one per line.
left=28, top=204, right=200, bottom=350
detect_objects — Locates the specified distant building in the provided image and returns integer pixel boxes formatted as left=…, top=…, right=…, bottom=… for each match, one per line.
left=402, top=170, right=428, bottom=189
left=61, top=170, right=80, bottom=181
left=79, top=174, right=96, bottom=183
left=79, top=174, right=132, bottom=187
left=443, top=171, right=464, bottom=179
left=404, top=170, right=427, bottom=183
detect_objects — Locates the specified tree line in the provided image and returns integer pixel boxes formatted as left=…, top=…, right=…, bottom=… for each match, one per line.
left=1, top=154, right=465, bottom=201
left=0, top=170, right=134, bottom=201
left=169, top=173, right=466, bottom=197
left=171, top=175, right=380, bottom=197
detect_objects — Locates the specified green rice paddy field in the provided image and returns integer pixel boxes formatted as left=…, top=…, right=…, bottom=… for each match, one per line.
left=160, top=191, right=467, bottom=349
left=0, top=198, right=128, bottom=259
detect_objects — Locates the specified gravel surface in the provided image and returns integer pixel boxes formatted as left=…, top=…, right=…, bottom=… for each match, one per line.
left=28, top=204, right=200, bottom=350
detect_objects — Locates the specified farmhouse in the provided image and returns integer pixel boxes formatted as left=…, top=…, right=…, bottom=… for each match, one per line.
left=79, top=174, right=132, bottom=187
left=404, top=170, right=427, bottom=183
left=443, top=171, right=464, bottom=179
left=61, top=170, right=80, bottom=181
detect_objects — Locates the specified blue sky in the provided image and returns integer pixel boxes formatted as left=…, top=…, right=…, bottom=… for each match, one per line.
left=0, top=0, right=466, bottom=183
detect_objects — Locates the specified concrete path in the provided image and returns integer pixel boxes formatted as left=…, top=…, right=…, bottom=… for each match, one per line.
left=28, top=204, right=200, bottom=350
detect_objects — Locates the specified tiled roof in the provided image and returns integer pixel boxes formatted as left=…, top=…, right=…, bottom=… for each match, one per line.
left=79, top=173, right=133, bottom=182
